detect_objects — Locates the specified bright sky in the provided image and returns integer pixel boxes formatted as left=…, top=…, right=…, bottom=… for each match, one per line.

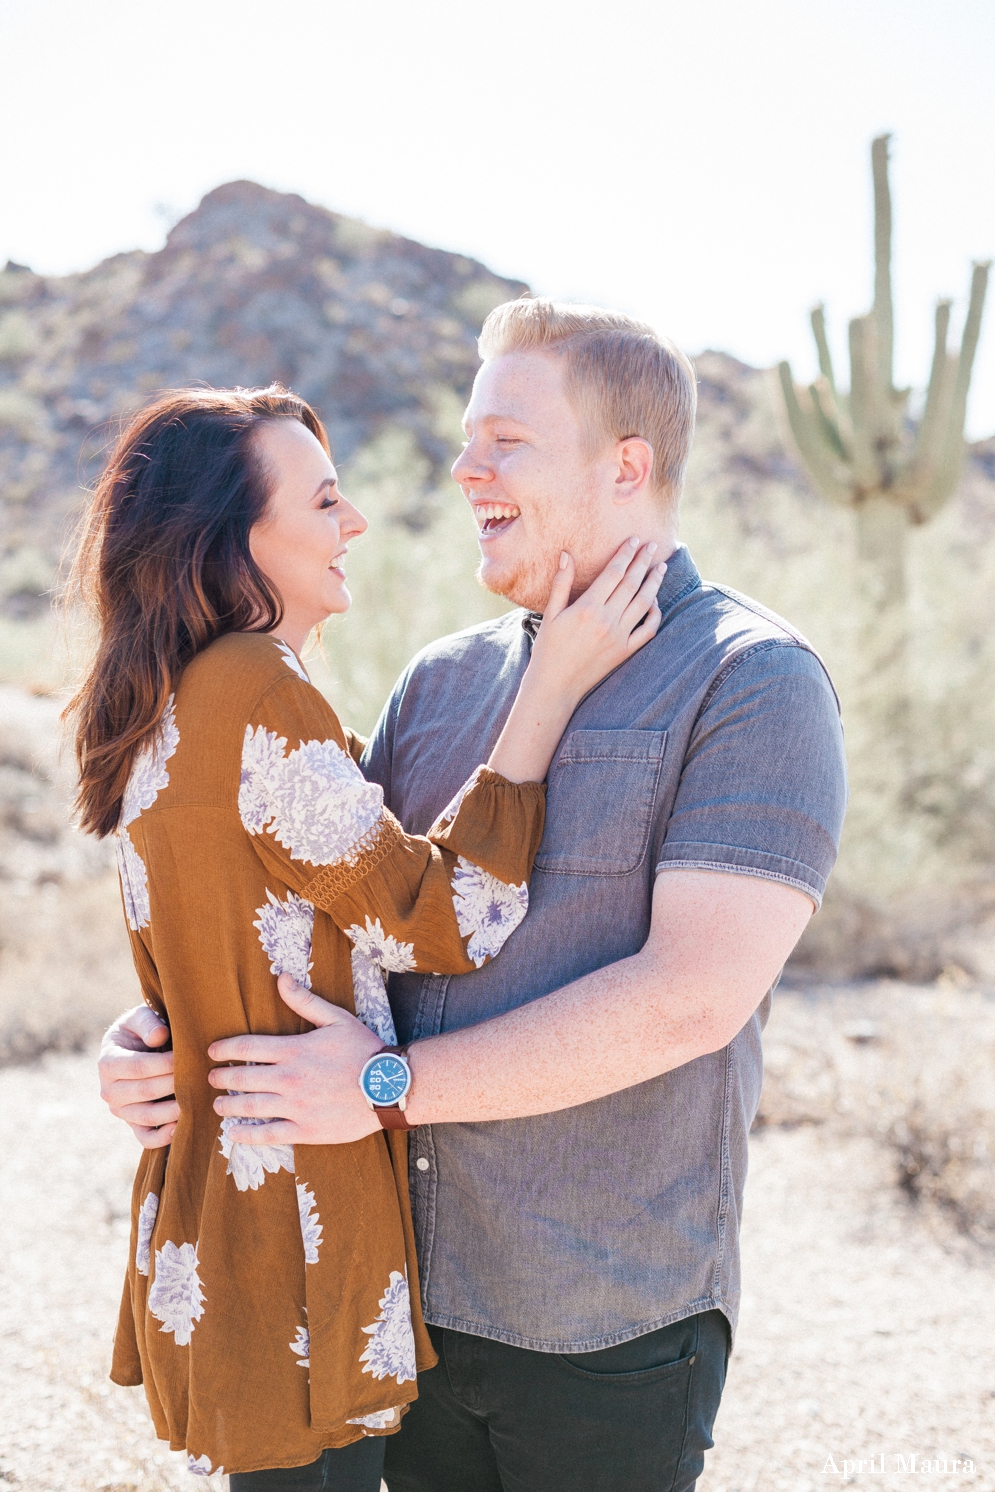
left=1, top=0, right=992, bottom=435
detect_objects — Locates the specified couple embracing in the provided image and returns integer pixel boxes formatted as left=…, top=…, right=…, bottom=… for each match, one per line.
left=86, top=298, right=846, bottom=1492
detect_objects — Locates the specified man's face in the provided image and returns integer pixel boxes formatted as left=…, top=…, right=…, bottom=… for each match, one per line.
left=452, top=351, right=612, bottom=610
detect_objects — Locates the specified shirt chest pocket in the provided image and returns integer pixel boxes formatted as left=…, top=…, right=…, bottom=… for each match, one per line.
left=534, top=729, right=668, bottom=876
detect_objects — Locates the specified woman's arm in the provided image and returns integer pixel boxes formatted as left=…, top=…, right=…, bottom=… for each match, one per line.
left=488, top=541, right=664, bottom=783
left=208, top=872, right=813, bottom=1142
left=244, top=541, right=665, bottom=983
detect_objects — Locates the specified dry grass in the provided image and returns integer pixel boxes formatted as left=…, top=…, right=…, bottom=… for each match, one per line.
left=760, top=977, right=995, bottom=1246
left=0, top=684, right=140, bottom=1065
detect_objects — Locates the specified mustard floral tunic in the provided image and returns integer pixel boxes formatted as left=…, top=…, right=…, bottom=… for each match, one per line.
left=109, top=632, right=545, bottom=1476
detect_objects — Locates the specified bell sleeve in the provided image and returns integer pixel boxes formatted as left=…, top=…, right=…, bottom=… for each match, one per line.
left=240, top=675, right=546, bottom=985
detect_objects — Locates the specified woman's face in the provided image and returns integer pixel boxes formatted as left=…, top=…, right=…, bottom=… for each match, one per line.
left=249, top=418, right=367, bottom=647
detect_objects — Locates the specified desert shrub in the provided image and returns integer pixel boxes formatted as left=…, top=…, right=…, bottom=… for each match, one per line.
left=890, top=1106, right=994, bottom=1243
left=0, top=686, right=139, bottom=1063
left=758, top=980, right=995, bottom=1244
left=0, top=387, right=47, bottom=440
left=0, top=308, right=37, bottom=364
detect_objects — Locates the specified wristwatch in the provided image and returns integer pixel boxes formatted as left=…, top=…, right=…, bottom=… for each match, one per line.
left=358, top=1046, right=417, bottom=1130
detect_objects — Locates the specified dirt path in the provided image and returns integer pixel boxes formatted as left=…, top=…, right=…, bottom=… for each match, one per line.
left=700, top=1126, right=993, bottom=1490
left=1, top=1049, right=992, bottom=1491
left=0, top=1052, right=191, bottom=1491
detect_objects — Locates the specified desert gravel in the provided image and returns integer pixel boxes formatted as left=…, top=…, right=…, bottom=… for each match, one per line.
left=1, top=1045, right=992, bottom=1492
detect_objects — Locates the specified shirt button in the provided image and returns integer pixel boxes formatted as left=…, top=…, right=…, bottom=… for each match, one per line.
left=416, top=1157, right=430, bottom=1172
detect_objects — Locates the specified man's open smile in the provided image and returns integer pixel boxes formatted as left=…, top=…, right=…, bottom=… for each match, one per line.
left=472, top=502, right=521, bottom=539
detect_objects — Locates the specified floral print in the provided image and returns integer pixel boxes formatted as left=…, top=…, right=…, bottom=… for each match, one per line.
left=359, top=1270, right=417, bottom=1385
left=346, top=915, right=416, bottom=974
left=238, top=724, right=288, bottom=835
left=434, top=764, right=485, bottom=827
left=120, top=699, right=180, bottom=827
left=296, top=1182, right=323, bottom=1264
left=349, top=950, right=398, bottom=1044
left=345, top=917, right=411, bottom=1043
left=148, top=1240, right=205, bottom=1347
left=239, top=725, right=384, bottom=867
left=290, top=1324, right=310, bottom=1368
left=117, top=830, right=152, bottom=933
left=451, top=857, right=529, bottom=967
left=277, top=641, right=311, bottom=684
left=116, top=698, right=180, bottom=930
left=348, top=1407, right=399, bottom=1430
left=254, top=889, right=315, bottom=988
left=187, top=1453, right=223, bottom=1476
left=219, top=1116, right=294, bottom=1192
left=135, top=1190, right=159, bottom=1276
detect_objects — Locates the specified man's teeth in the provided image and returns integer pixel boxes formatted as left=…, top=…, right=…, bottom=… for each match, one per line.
left=476, top=505, right=520, bottom=524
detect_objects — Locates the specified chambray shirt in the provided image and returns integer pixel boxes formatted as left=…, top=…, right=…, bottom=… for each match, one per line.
left=362, top=545, right=847, bottom=1351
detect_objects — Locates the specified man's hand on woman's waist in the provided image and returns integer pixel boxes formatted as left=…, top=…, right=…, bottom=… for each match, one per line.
left=207, top=985, right=384, bottom=1146
left=96, top=986, right=385, bottom=1149
left=97, top=1005, right=178, bottom=1148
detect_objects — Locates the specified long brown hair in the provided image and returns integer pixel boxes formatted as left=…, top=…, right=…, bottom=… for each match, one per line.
left=65, top=384, right=329, bottom=838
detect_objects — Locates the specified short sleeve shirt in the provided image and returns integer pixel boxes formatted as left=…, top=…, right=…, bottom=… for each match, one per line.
left=363, top=545, right=847, bottom=1351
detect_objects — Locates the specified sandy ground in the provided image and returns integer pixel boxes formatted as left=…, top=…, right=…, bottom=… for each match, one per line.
left=1, top=1047, right=992, bottom=1492
left=699, top=1127, right=994, bottom=1491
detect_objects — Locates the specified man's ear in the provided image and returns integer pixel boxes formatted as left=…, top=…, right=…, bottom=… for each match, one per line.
left=612, top=437, right=654, bottom=504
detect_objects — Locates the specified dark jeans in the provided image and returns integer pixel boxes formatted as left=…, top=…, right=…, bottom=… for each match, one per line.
left=383, top=1310, right=729, bottom=1492
left=229, top=1435, right=386, bottom=1492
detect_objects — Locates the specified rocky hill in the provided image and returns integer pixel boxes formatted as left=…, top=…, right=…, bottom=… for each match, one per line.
left=0, top=180, right=526, bottom=615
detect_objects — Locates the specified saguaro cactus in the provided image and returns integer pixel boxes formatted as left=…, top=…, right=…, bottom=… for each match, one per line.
left=779, top=135, right=989, bottom=618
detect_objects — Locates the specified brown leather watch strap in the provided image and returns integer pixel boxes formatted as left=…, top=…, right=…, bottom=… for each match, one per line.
left=375, top=1046, right=417, bottom=1131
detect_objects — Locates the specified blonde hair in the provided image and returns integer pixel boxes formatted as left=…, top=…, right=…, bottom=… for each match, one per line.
left=478, top=298, right=697, bottom=502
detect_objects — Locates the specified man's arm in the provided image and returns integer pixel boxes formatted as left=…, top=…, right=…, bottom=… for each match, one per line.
left=206, top=867, right=811, bottom=1143
left=406, top=868, right=809, bottom=1122
left=97, top=1005, right=179, bottom=1147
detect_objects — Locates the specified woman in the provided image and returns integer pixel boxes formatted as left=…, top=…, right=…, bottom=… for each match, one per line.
left=67, top=385, right=664, bottom=1488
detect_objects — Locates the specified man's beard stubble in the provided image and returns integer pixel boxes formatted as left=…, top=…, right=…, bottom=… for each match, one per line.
left=474, top=498, right=607, bottom=614
left=475, top=548, right=559, bottom=613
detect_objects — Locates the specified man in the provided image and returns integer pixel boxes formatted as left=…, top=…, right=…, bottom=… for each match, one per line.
left=100, top=299, right=847, bottom=1491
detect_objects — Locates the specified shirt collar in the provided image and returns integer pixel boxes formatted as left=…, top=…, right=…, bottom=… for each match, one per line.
left=519, top=544, right=700, bottom=642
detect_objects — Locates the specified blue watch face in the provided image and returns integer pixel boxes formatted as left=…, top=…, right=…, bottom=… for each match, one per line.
left=362, top=1054, right=410, bottom=1106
